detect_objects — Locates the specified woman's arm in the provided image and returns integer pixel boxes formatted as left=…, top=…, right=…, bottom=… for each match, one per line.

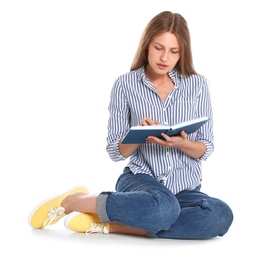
left=118, top=143, right=140, bottom=158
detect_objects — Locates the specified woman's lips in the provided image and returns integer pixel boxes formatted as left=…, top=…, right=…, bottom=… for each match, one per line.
left=157, top=63, right=168, bottom=70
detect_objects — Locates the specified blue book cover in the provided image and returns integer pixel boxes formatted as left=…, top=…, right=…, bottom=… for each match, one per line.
left=121, top=116, right=209, bottom=144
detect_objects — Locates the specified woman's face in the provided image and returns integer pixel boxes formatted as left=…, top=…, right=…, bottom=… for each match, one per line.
left=147, top=32, right=180, bottom=75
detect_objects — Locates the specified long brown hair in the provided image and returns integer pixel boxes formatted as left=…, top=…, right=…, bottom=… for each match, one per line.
left=130, top=11, right=197, bottom=76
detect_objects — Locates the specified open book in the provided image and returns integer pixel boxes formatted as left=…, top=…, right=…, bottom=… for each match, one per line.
left=121, top=116, right=209, bottom=144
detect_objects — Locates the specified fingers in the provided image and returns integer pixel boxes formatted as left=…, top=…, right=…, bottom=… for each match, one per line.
left=147, top=132, right=187, bottom=148
left=179, top=130, right=188, bottom=139
left=141, top=117, right=160, bottom=126
left=146, top=135, right=171, bottom=147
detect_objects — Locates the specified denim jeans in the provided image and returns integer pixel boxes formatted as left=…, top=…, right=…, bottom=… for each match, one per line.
left=97, top=167, right=233, bottom=239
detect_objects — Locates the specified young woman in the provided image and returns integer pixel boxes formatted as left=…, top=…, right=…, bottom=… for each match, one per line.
left=29, top=11, right=233, bottom=239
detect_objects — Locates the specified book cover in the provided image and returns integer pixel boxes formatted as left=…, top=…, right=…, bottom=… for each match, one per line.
left=121, top=116, right=209, bottom=144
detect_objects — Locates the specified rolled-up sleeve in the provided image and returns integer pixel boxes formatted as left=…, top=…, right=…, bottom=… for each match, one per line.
left=195, top=77, right=214, bottom=161
left=106, top=78, right=130, bottom=162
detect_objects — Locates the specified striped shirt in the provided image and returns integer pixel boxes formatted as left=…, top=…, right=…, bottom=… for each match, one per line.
left=106, top=66, right=214, bottom=194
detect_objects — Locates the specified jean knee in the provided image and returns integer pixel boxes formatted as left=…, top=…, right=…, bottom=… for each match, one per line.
left=150, top=192, right=180, bottom=232
left=203, top=197, right=233, bottom=237
left=216, top=199, right=233, bottom=236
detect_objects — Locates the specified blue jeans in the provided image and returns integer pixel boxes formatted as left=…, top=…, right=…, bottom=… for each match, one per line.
left=97, top=168, right=233, bottom=239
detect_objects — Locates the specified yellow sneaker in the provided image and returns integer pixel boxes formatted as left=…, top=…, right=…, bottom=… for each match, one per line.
left=28, top=186, right=88, bottom=229
left=64, top=212, right=110, bottom=234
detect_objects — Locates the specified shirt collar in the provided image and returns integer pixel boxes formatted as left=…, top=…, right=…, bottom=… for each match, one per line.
left=168, top=69, right=181, bottom=86
left=138, top=66, right=181, bottom=85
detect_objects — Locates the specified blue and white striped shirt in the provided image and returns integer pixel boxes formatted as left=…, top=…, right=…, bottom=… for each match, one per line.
left=106, top=66, right=214, bottom=194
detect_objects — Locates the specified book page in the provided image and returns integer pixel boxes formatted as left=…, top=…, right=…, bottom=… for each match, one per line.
left=130, top=124, right=170, bottom=130
left=171, top=117, right=208, bottom=130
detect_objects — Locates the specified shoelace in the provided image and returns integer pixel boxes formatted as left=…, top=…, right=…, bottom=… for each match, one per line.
left=86, top=222, right=109, bottom=235
left=43, top=207, right=65, bottom=227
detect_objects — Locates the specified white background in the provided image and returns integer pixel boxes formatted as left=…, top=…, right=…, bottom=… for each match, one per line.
left=0, top=0, right=255, bottom=259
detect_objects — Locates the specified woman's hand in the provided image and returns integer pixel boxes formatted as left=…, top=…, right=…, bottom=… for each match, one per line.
left=140, top=117, right=160, bottom=126
left=146, top=130, right=206, bottom=159
left=146, top=130, right=188, bottom=148
left=119, top=117, right=160, bottom=158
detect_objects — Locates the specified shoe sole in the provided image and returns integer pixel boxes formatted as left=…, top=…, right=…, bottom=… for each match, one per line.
left=28, top=185, right=88, bottom=228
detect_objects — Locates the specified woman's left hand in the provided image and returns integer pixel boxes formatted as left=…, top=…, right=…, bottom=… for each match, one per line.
left=146, top=130, right=188, bottom=148
left=146, top=130, right=206, bottom=159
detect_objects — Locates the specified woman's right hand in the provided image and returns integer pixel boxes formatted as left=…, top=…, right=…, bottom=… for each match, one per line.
left=119, top=117, right=159, bottom=158
left=140, top=117, right=160, bottom=126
